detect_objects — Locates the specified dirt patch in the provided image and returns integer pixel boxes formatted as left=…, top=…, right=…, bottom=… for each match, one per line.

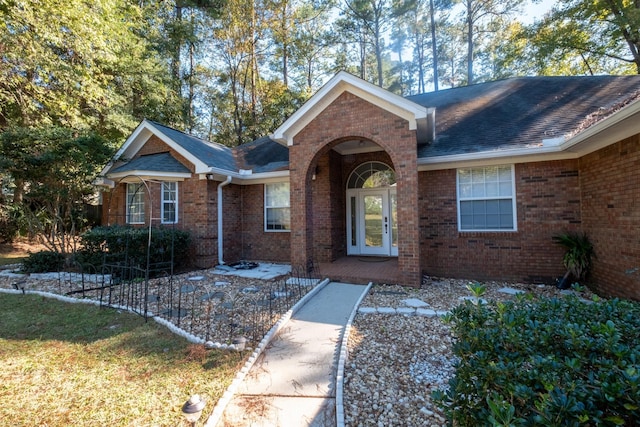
left=0, top=239, right=47, bottom=260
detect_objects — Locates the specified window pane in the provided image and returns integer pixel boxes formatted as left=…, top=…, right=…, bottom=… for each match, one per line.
left=126, top=183, right=144, bottom=224
left=458, top=166, right=515, bottom=231
left=472, top=183, right=485, bottom=197
left=458, top=169, right=471, bottom=184
left=265, top=182, right=291, bottom=231
left=485, top=166, right=498, bottom=182
left=499, top=181, right=512, bottom=196
left=486, top=182, right=498, bottom=197
left=161, top=182, right=178, bottom=223
left=266, top=207, right=290, bottom=230
left=498, top=166, right=512, bottom=181
left=266, top=182, right=290, bottom=207
left=459, top=183, right=472, bottom=198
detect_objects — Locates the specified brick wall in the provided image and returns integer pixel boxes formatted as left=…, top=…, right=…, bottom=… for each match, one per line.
left=419, top=160, right=581, bottom=283
left=580, top=135, right=640, bottom=300
left=290, top=92, right=421, bottom=286
left=238, top=184, right=290, bottom=263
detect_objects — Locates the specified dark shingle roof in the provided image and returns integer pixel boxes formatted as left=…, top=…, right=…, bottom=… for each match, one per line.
left=407, top=75, right=640, bottom=158
left=234, top=136, right=289, bottom=173
left=149, top=121, right=237, bottom=171
left=111, top=152, right=191, bottom=174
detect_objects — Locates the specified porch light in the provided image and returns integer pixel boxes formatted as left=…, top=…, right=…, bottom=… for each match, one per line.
left=181, top=394, right=206, bottom=426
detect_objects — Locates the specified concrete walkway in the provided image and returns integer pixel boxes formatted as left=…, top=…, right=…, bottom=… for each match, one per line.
left=212, top=281, right=368, bottom=427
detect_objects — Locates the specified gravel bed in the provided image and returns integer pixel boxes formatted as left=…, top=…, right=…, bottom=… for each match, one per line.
left=343, top=276, right=595, bottom=427
left=0, top=266, right=314, bottom=348
left=1, top=266, right=594, bottom=426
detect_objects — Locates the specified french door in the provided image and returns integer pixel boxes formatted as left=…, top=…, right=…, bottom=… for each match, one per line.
left=347, top=188, right=398, bottom=256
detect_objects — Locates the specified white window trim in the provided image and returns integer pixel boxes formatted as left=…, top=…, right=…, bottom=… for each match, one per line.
left=161, top=181, right=179, bottom=224
left=456, top=165, right=517, bottom=232
left=126, top=183, right=145, bottom=225
left=264, top=182, right=291, bottom=232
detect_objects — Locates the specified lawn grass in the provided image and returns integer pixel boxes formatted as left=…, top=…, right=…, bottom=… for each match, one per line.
left=0, top=293, right=242, bottom=426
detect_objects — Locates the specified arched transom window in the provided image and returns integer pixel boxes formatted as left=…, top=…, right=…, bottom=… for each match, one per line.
left=347, top=161, right=396, bottom=189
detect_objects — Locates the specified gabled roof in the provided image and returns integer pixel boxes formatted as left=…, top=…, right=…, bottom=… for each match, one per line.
left=409, top=75, right=640, bottom=167
left=271, top=71, right=433, bottom=146
left=148, top=121, right=236, bottom=172
left=98, top=74, right=640, bottom=186
left=109, top=152, right=191, bottom=177
left=99, top=119, right=290, bottom=185
left=100, top=119, right=237, bottom=178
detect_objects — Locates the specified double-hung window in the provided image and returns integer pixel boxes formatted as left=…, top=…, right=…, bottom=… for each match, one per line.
left=161, top=182, right=178, bottom=224
left=265, top=182, right=290, bottom=231
left=126, top=183, right=145, bottom=224
left=457, top=165, right=516, bottom=231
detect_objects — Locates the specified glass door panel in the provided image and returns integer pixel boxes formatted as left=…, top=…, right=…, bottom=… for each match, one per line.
left=360, top=191, right=389, bottom=255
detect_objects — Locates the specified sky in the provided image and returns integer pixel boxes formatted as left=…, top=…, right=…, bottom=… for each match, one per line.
left=522, top=0, right=556, bottom=24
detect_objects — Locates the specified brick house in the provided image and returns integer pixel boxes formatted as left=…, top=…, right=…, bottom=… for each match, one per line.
left=96, top=72, right=640, bottom=299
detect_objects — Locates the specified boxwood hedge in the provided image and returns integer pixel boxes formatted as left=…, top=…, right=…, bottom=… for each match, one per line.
left=76, top=225, right=191, bottom=270
left=434, top=293, right=640, bottom=426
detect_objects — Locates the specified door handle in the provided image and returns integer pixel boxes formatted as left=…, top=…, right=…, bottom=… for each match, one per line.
left=384, top=216, right=388, bottom=234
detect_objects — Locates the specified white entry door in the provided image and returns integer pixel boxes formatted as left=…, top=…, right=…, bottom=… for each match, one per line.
left=347, top=189, right=398, bottom=256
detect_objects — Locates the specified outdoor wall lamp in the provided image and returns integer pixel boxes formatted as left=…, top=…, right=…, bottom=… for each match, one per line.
left=181, top=394, right=206, bottom=426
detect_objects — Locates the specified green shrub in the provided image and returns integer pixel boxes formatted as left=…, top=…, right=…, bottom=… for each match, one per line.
left=22, top=250, right=65, bottom=273
left=76, top=225, right=191, bottom=270
left=434, top=294, right=640, bottom=426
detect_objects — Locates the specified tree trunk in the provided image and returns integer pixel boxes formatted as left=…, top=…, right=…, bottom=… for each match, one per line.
left=429, top=0, right=439, bottom=91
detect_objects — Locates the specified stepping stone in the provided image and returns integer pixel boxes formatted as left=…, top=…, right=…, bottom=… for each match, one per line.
left=358, top=307, right=377, bottom=314
left=188, top=276, right=205, bottom=281
left=498, top=287, right=525, bottom=295
left=377, top=307, right=396, bottom=314
left=160, top=308, right=188, bottom=318
left=214, top=281, right=230, bottom=287
left=200, top=291, right=225, bottom=301
left=242, top=286, right=260, bottom=294
left=416, top=308, right=437, bottom=317
left=180, top=284, right=197, bottom=293
left=397, top=307, right=416, bottom=316
left=402, top=298, right=429, bottom=308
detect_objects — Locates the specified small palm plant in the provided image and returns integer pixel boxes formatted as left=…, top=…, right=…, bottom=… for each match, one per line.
left=553, top=231, right=594, bottom=287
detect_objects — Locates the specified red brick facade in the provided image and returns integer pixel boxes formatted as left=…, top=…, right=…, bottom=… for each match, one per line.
left=419, top=160, right=582, bottom=284
left=289, top=92, right=421, bottom=286
left=101, top=96, right=640, bottom=300
left=580, top=135, right=640, bottom=300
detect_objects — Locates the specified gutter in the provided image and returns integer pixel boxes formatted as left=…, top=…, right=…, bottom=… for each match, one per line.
left=217, top=176, right=233, bottom=265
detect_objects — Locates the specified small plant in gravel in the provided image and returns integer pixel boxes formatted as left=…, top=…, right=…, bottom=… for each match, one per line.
left=433, top=294, right=640, bottom=426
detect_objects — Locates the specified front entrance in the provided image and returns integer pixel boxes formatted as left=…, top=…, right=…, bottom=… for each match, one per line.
left=346, top=162, right=398, bottom=257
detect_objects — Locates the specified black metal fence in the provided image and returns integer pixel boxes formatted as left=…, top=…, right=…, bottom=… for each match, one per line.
left=54, top=260, right=322, bottom=347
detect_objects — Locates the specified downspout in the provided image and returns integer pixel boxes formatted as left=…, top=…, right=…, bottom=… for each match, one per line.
left=217, top=176, right=233, bottom=265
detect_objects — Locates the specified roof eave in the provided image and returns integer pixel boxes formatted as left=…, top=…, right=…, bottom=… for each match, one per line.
left=418, top=98, right=640, bottom=170
left=106, top=171, right=193, bottom=181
